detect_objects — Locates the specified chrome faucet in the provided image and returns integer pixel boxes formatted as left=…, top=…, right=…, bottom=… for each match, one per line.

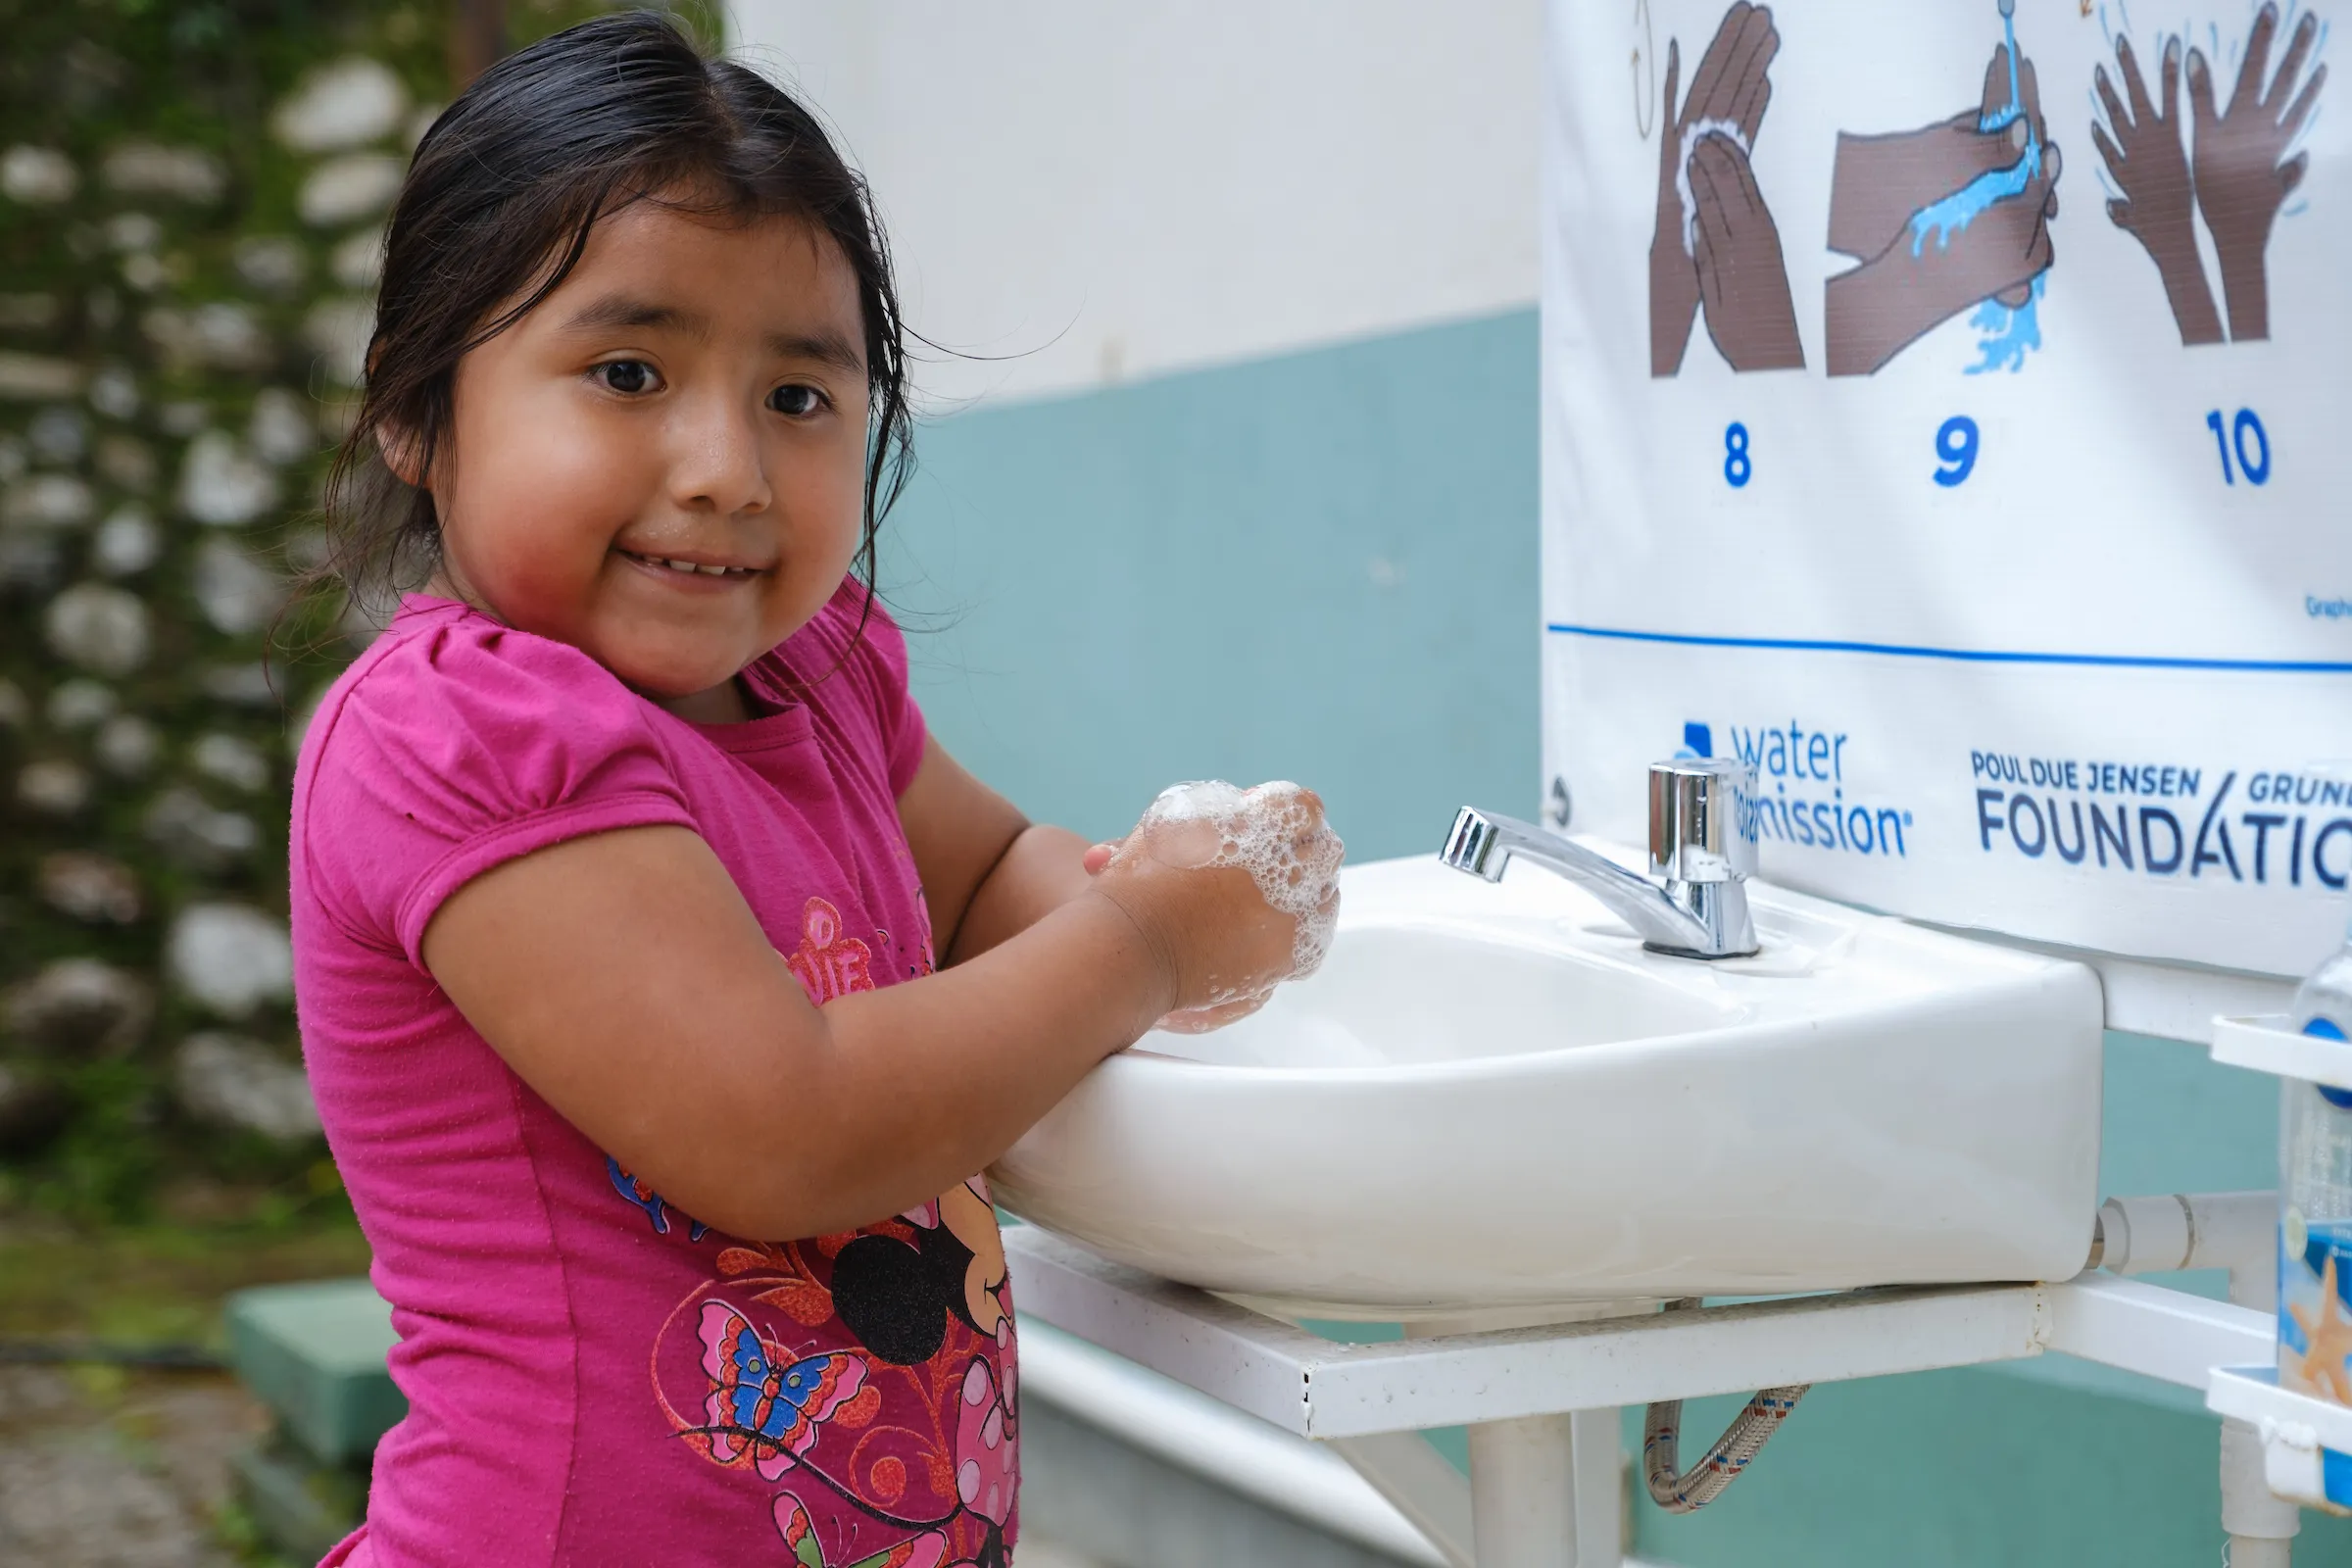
left=1441, top=760, right=1760, bottom=958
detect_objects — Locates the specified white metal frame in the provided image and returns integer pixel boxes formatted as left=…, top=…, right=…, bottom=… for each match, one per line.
left=1932, top=928, right=2294, bottom=1043
left=1004, top=1227, right=2276, bottom=1566
left=1007, top=1228, right=2269, bottom=1437
left=2215, top=1014, right=2352, bottom=1092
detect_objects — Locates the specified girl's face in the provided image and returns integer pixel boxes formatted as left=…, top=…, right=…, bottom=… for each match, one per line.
left=421, top=200, right=871, bottom=716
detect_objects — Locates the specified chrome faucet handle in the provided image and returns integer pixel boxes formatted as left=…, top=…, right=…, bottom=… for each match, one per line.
left=1440, top=759, right=1761, bottom=958
left=1647, top=759, right=1758, bottom=885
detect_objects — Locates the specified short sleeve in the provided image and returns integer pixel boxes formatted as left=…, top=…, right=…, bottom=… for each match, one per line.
left=298, top=612, right=699, bottom=969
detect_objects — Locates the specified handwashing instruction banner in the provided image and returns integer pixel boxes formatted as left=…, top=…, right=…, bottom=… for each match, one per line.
left=1542, top=0, right=2349, bottom=974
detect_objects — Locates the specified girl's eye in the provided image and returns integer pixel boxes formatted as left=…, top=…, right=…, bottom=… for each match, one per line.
left=595, top=360, right=658, bottom=395
left=768, top=384, right=824, bottom=417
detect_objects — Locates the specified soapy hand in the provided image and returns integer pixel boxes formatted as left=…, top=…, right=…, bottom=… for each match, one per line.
left=1085, top=781, right=1343, bottom=1035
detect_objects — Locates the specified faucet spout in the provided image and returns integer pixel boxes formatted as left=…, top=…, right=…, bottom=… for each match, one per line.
left=1441, top=794, right=1760, bottom=959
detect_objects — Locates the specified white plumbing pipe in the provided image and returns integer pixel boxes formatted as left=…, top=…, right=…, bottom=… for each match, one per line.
left=2097, top=1191, right=2276, bottom=1306
left=1467, top=1414, right=1577, bottom=1568
left=2223, top=1416, right=2300, bottom=1566
left=1408, top=1300, right=1644, bottom=1566
left=2229, top=1538, right=2294, bottom=1568
left=2095, top=1194, right=2297, bottom=1564
left=1571, top=1406, right=1625, bottom=1568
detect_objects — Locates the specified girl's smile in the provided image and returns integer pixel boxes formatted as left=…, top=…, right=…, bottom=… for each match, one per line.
left=613, top=548, right=769, bottom=584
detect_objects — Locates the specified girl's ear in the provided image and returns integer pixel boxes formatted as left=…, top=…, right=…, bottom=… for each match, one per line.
left=367, top=339, right=431, bottom=488
left=378, top=421, right=428, bottom=488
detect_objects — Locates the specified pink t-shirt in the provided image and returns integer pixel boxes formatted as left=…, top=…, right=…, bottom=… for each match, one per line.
left=291, top=582, right=1018, bottom=1568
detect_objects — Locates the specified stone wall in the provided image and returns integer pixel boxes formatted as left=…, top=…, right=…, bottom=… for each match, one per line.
left=0, top=1, right=661, bottom=1214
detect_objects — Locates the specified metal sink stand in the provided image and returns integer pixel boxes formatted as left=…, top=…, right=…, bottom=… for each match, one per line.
left=1004, top=1226, right=2273, bottom=1568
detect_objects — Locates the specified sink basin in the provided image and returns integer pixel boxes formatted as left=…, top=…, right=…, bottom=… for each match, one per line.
left=991, top=849, right=2104, bottom=1321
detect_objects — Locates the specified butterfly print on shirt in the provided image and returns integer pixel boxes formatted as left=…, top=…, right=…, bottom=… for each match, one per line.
left=689, top=1300, right=869, bottom=1482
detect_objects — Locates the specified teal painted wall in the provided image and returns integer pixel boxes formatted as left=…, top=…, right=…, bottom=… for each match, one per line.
left=880, top=310, right=1542, bottom=858
left=884, top=312, right=2351, bottom=1563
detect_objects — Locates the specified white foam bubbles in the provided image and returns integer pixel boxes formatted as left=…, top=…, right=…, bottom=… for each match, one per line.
left=1116, top=779, right=1343, bottom=1033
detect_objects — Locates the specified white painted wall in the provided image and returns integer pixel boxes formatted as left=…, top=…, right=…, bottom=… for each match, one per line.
left=723, top=1, right=1540, bottom=408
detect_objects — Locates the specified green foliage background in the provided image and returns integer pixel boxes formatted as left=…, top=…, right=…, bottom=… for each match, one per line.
left=0, top=0, right=713, bottom=1219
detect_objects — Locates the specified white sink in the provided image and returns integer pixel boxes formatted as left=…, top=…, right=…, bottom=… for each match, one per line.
left=991, top=850, right=2104, bottom=1322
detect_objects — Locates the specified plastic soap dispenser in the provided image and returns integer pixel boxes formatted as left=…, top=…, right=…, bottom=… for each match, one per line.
left=2282, top=920, right=2352, bottom=1408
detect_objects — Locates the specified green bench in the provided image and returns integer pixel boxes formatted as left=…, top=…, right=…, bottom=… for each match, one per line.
left=223, top=1278, right=404, bottom=1560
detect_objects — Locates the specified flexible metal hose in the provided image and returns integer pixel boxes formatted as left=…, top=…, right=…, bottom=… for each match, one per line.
left=1641, top=1298, right=1810, bottom=1513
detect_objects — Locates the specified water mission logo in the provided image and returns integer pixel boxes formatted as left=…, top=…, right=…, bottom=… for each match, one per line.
left=1681, top=720, right=1915, bottom=859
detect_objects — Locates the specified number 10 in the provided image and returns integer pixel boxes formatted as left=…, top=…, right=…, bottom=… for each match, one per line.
left=2206, top=408, right=2272, bottom=486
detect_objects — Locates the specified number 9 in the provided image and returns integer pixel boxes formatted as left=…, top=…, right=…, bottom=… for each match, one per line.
left=1933, top=416, right=1979, bottom=488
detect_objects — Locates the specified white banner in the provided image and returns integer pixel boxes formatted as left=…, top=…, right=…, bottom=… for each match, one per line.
left=1543, top=0, right=2352, bottom=975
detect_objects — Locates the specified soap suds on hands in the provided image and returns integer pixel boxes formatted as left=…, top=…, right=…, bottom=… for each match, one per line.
left=1113, top=780, right=1343, bottom=1033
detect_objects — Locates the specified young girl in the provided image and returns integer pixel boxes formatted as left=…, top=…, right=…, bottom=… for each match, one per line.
left=290, top=15, right=1341, bottom=1568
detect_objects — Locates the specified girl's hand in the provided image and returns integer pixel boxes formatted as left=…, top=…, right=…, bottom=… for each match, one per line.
left=1086, top=781, right=1343, bottom=1034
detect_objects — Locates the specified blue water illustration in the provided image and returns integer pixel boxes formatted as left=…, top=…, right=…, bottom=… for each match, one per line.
left=1907, top=141, right=2041, bottom=255
left=1909, top=8, right=2039, bottom=257
left=1966, top=272, right=2044, bottom=373
left=1906, top=4, right=2049, bottom=370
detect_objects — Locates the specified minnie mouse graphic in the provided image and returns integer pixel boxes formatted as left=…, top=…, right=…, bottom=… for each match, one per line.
left=644, top=1173, right=1019, bottom=1566
left=767, top=1353, right=1017, bottom=1568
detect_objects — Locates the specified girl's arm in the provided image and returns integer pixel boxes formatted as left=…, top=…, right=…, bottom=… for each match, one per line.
left=418, top=760, right=1308, bottom=1243
left=422, top=824, right=1173, bottom=1241
left=893, top=736, right=1096, bottom=965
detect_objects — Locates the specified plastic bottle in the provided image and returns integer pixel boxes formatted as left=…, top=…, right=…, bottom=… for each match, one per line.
left=2280, top=920, right=2352, bottom=1406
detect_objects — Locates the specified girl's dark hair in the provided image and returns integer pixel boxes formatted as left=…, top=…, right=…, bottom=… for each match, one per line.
left=318, top=10, right=910, bottom=613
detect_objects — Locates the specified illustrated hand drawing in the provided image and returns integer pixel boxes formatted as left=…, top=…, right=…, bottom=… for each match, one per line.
left=1690, top=132, right=1806, bottom=370
left=2093, top=34, right=2226, bottom=345
left=2187, top=2, right=2326, bottom=341
left=1648, top=3, right=1798, bottom=375
left=1827, top=50, right=2049, bottom=291
left=1824, top=35, right=2061, bottom=377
